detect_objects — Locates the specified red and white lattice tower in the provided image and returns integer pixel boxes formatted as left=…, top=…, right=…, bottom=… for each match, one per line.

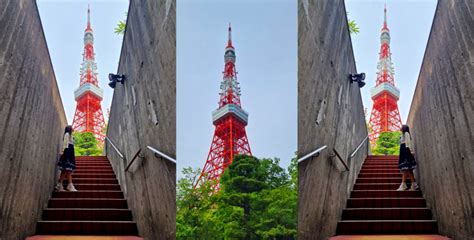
left=196, top=25, right=252, bottom=190
left=368, top=6, right=402, bottom=144
left=72, top=6, right=106, bottom=143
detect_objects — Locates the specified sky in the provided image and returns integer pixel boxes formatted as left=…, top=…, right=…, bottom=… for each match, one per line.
left=177, top=0, right=298, bottom=177
left=345, top=0, right=437, bottom=122
left=37, top=0, right=129, bottom=124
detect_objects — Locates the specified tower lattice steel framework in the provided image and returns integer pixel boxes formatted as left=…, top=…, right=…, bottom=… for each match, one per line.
left=368, top=6, right=402, bottom=143
left=72, top=6, right=106, bottom=143
left=196, top=25, right=252, bottom=190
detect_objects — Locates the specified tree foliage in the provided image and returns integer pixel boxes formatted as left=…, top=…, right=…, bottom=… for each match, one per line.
left=372, top=131, right=401, bottom=155
left=73, top=132, right=103, bottom=156
left=348, top=19, right=360, bottom=34
left=347, top=12, right=360, bottom=34
left=114, top=12, right=128, bottom=35
left=177, top=155, right=297, bottom=240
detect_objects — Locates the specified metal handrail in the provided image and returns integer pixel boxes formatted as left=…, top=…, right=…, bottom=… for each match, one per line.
left=349, top=135, right=369, bottom=159
left=105, top=136, right=124, bottom=159
left=125, top=149, right=142, bottom=172
left=147, top=146, right=176, bottom=164
left=333, top=148, right=349, bottom=171
left=297, top=145, right=328, bottom=164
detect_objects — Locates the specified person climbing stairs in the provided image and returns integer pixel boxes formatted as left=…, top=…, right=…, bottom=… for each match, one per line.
left=28, top=156, right=141, bottom=237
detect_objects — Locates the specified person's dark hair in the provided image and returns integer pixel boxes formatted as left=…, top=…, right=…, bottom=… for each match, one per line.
left=64, top=125, right=73, bottom=134
left=401, top=125, right=410, bottom=134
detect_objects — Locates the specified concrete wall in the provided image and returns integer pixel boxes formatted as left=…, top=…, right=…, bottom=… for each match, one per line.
left=0, top=1, right=67, bottom=239
left=105, top=0, right=176, bottom=239
left=407, top=1, right=474, bottom=239
left=298, top=0, right=369, bottom=239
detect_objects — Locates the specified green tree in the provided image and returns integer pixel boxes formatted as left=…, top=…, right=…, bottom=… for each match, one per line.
left=372, top=131, right=401, bottom=155
left=176, top=155, right=297, bottom=240
left=73, top=132, right=103, bottom=156
left=219, top=156, right=296, bottom=239
left=176, top=167, right=223, bottom=239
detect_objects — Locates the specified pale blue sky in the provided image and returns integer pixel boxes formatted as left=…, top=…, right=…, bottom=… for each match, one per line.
left=177, top=0, right=298, bottom=176
left=37, top=0, right=129, bottom=124
left=346, top=0, right=437, bottom=122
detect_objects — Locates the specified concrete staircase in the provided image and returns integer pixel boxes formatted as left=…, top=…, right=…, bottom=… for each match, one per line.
left=31, top=156, right=140, bottom=237
left=336, top=155, right=439, bottom=235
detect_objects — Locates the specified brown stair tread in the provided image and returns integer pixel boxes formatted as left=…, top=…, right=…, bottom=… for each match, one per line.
left=48, top=198, right=128, bottom=209
left=330, top=235, right=450, bottom=240
left=43, top=208, right=133, bottom=221
left=36, top=221, right=139, bottom=235
left=27, top=236, right=143, bottom=240
left=339, top=220, right=438, bottom=222
left=336, top=220, right=438, bottom=234
left=53, top=190, right=124, bottom=198
left=341, top=208, right=433, bottom=220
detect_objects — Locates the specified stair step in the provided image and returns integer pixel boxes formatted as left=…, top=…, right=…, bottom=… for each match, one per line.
left=358, top=173, right=403, bottom=178
left=347, top=198, right=426, bottom=208
left=359, top=169, right=400, bottom=173
left=36, top=221, right=138, bottom=235
left=27, top=236, right=143, bottom=240
left=75, top=161, right=110, bottom=164
left=351, top=190, right=422, bottom=198
left=42, top=208, right=133, bottom=221
left=361, top=165, right=399, bottom=169
left=341, top=208, right=432, bottom=220
left=354, top=183, right=404, bottom=190
left=363, top=161, right=399, bottom=164
left=72, top=173, right=116, bottom=178
left=52, top=191, right=124, bottom=199
left=62, top=178, right=118, bottom=184
left=366, top=156, right=398, bottom=160
left=75, top=160, right=109, bottom=162
left=336, top=220, right=438, bottom=235
left=356, top=178, right=403, bottom=184
left=57, top=183, right=121, bottom=191
left=329, top=235, right=450, bottom=240
left=48, top=198, right=128, bottom=209
left=75, top=156, right=108, bottom=160
left=75, top=166, right=114, bottom=170
left=74, top=170, right=115, bottom=174
left=75, top=164, right=112, bottom=167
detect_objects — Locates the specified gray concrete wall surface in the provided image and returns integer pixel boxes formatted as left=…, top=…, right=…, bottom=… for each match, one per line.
left=105, top=0, right=176, bottom=239
left=298, top=0, right=369, bottom=239
left=0, top=1, right=68, bottom=239
left=407, top=1, right=474, bottom=239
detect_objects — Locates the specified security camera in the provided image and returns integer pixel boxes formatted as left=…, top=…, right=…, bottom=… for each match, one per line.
left=349, top=73, right=366, bottom=88
left=108, top=73, right=126, bottom=89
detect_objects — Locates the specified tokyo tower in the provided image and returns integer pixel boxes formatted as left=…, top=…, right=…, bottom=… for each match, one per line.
left=72, top=6, right=106, bottom=143
left=196, top=25, right=252, bottom=190
left=368, top=6, right=402, bottom=143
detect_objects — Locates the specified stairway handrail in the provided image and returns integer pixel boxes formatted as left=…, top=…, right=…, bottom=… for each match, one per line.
left=349, top=135, right=369, bottom=159
left=146, top=146, right=176, bottom=164
left=333, top=148, right=350, bottom=171
left=105, top=136, right=124, bottom=159
left=297, top=145, right=328, bottom=164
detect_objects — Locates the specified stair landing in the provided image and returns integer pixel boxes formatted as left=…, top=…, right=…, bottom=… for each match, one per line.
left=330, top=235, right=450, bottom=240
left=26, top=236, right=143, bottom=240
